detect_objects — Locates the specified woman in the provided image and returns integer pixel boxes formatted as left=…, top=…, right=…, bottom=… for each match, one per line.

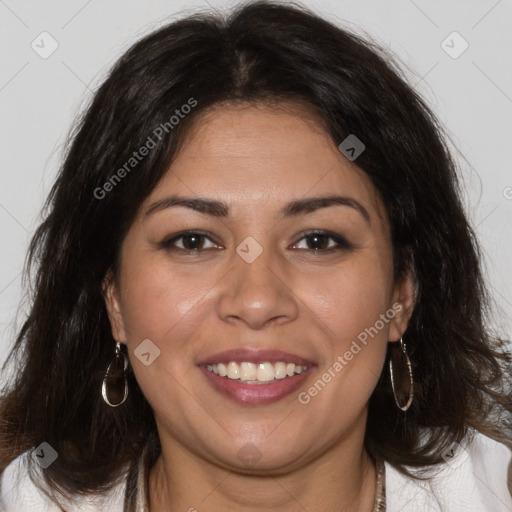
left=1, top=1, right=511, bottom=511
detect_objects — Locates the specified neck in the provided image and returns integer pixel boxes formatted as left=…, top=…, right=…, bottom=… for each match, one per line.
left=148, top=418, right=377, bottom=512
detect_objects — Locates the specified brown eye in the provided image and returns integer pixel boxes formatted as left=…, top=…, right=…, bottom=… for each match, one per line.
left=160, top=231, right=221, bottom=252
left=181, top=233, right=205, bottom=250
left=291, top=231, right=352, bottom=252
left=305, top=233, right=330, bottom=250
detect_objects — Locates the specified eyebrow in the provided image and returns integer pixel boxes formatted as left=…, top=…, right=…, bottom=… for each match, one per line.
left=144, top=194, right=371, bottom=224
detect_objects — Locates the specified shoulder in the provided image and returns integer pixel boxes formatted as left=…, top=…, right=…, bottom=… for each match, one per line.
left=385, top=430, right=512, bottom=511
left=0, top=450, right=126, bottom=512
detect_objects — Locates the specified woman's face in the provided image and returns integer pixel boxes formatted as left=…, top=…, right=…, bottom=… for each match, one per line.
left=105, top=103, right=414, bottom=473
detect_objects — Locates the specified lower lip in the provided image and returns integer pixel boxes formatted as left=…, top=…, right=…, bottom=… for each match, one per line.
left=199, top=365, right=314, bottom=405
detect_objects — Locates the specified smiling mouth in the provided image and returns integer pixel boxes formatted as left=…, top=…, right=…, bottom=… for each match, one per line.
left=204, top=361, right=309, bottom=384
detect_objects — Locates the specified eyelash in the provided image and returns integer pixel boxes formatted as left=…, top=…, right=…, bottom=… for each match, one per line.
left=158, top=230, right=353, bottom=254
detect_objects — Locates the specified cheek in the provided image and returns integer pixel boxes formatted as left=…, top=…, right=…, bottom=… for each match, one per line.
left=117, top=259, right=213, bottom=416
left=301, top=255, right=393, bottom=347
left=118, top=254, right=219, bottom=343
left=293, top=252, right=393, bottom=427
left=117, top=253, right=226, bottom=405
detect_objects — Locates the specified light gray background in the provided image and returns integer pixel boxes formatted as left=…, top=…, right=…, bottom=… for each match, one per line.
left=1, top=0, right=511, bottom=385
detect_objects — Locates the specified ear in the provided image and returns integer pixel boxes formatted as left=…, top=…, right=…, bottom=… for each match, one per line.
left=388, top=269, right=416, bottom=342
left=101, top=269, right=128, bottom=344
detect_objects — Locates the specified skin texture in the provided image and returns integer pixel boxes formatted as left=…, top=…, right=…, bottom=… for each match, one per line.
left=104, top=102, right=415, bottom=512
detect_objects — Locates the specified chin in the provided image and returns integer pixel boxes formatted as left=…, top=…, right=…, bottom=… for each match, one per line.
left=201, top=440, right=310, bottom=475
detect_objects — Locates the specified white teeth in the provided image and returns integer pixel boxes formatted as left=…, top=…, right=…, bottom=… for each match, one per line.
left=240, top=362, right=257, bottom=381
left=205, top=361, right=309, bottom=383
left=274, top=362, right=287, bottom=379
left=218, top=363, right=227, bottom=377
left=257, top=362, right=275, bottom=382
left=227, top=362, right=240, bottom=379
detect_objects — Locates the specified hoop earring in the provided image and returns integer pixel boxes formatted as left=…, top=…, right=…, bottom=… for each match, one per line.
left=389, top=337, right=414, bottom=411
left=102, top=341, right=129, bottom=407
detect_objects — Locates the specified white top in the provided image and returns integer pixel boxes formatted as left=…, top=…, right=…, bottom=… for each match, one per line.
left=1, top=430, right=511, bottom=511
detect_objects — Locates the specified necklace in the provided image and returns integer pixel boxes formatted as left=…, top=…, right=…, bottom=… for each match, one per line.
left=373, top=455, right=386, bottom=511
left=134, top=451, right=386, bottom=511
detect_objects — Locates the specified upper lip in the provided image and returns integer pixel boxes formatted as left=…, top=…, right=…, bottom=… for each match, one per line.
left=197, top=348, right=314, bottom=366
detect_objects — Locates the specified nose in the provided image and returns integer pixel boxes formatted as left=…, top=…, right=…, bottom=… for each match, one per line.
left=216, top=249, right=299, bottom=330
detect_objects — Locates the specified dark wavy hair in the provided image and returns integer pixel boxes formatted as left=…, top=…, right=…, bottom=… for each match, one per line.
left=1, top=1, right=511, bottom=509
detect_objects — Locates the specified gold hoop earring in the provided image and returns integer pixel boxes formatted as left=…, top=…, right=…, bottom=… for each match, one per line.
left=389, top=337, right=414, bottom=411
left=102, top=341, right=129, bottom=407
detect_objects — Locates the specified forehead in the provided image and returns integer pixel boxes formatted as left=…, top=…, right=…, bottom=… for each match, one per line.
left=148, top=102, right=388, bottom=226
